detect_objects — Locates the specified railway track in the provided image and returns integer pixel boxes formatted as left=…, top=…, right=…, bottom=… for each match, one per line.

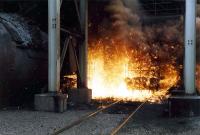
left=51, top=101, right=120, bottom=135
left=51, top=97, right=150, bottom=135
left=110, top=101, right=148, bottom=135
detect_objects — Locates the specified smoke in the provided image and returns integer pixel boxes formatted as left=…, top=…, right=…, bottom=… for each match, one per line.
left=105, top=0, right=141, bottom=40
left=197, top=4, right=200, bottom=17
left=103, top=0, right=184, bottom=64
left=88, top=0, right=181, bottom=99
left=88, top=0, right=200, bottom=100
left=196, top=5, right=200, bottom=92
left=106, top=1, right=183, bottom=68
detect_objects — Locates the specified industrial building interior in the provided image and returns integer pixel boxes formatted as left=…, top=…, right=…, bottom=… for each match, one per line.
left=1, top=0, right=200, bottom=135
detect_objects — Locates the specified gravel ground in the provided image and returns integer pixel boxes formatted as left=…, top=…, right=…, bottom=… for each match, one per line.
left=60, top=113, right=126, bottom=135
left=0, top=109, right=92, bottom=135
left=118, top=104, right=200, bottom=135
left=1, top=104, right=200, bottom=135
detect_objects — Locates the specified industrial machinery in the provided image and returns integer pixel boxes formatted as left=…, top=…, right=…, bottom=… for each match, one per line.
left=0, top=13, right=48, bottom=107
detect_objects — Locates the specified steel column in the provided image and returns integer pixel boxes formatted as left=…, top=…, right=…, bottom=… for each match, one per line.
left=79, top=0, right=88, bottom=88
left=48, top=0, right=60, bottom=92
left=184, top=0, right=196, bottom=94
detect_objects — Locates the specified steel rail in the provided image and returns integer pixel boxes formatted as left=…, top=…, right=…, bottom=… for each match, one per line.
left=110, top=101, right=148, bottom=135
left=52, top=100, right=120, bottom=135
left=52, top=92, right=158, bottom=135
left=110, top=92, right=160, bottom=135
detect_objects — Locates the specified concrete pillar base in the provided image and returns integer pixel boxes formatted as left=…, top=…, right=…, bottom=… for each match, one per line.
left=170, top=90, right=185, bottom=96
left=168, top=95, right=200, bottom=117
left=34, top=93, right=68, bottom=113
left=68, top=88, right=92, bottom=104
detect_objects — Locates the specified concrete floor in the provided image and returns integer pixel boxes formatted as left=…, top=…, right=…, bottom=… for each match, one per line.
left=0, top=104, right=200, bottom=135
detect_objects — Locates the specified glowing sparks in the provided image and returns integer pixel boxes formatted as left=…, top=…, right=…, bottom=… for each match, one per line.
left=88, top=40, right=180, bottom=102
left=87, top=0, right=182, bottom=102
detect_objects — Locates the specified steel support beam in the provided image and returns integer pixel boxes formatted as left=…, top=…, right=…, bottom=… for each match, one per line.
left=48, top=0, right=60, bottom=92
left=78, top=0, right=88, bottom=88
left=184, top=0, right=196, bottom=94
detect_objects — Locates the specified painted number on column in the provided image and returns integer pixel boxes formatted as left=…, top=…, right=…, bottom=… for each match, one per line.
left=52, top=18, right=56, bottom=29
left=187, top=40, right=193, bottom=46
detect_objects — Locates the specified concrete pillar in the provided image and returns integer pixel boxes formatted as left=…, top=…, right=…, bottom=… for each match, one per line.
left=79, top=0, right=88, bottom=88
left=34, top=0, right=68, bottom=112
left=48, top=0, right=60, bottom=92
left=184, top=0, right=196, bottom=94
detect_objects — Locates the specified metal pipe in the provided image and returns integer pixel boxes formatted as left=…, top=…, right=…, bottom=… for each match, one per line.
left=73, top=0, right=82, bottom=28
left=184, top=0, right=196, bottom=94
left=60, top=28, right=82, bottom=38
left=78, top=0, right=88, bottom=88
left=60, top=37, right=70, bottom=70
left=48, top=0, right=60, bottom=92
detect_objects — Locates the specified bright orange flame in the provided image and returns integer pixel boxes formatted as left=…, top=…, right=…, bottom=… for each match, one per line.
left=88, top=38, right=180, bottom=102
